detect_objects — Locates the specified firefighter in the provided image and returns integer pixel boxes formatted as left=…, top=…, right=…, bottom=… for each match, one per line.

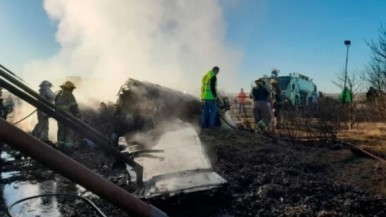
left=250, top=78, right=272, bottom=133
left=31, top=80, right=56, bottom=142
left=110, top=89, right=131, bottom=148
left=200, top=66, right=220, bottom=128
left=55, top=81, right=81, bottom=150
left=270, top=79, right=282, bottom=128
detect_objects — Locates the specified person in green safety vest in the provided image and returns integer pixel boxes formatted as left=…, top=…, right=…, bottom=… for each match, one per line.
left=339, top=87, right=352, bottom=103
left=200, top=66, right=220, bottom=128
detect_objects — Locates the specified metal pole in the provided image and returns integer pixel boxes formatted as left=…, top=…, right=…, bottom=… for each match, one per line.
left=0, top=65, right=111, bottom=144
left=342, top=40, right=351, bottom=104
left=0, top=118, right=168, bottom=217
left=0, top=70, right=144, bottom=187
left=343, top=45, right=350, bottom=89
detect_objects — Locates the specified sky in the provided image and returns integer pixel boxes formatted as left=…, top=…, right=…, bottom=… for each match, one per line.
left=0, top=0, right=385, bottom=101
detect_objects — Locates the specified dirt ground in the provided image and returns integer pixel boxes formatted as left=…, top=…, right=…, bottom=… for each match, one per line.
left=200, top=128, right=386, bottom=216
left=1, top=125, right=386, bottom=216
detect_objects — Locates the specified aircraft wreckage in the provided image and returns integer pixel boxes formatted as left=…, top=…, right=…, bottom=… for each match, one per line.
left=109, top=79, right=227, bottom=199
left=0, top=64, right=227, bottom=216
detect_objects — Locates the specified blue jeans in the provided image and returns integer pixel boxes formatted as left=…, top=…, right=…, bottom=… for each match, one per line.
left=238, top=103, right=246, bottom=113
left=200, top=100, right=218, bottom=128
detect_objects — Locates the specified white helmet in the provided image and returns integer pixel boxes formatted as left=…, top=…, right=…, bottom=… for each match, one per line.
left=39, top=80, right=53, bottom=87
left=270, top=79, right=278, bottom=84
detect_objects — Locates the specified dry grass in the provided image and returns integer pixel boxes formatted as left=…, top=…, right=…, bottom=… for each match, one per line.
left=229, top=101, right=386, bottom=197
left=230, top=99, right=386, bottom=154
left=338, top=122, right=386, bottom=155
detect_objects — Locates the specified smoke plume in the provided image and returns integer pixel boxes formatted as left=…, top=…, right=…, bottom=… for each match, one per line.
left=22, top=0, right=242, bottom=102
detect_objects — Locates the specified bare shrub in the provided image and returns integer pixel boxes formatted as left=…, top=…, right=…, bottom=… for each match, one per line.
left=277, top=97, right=345, bottom=142
left=363, top=24, right=386, bottom=121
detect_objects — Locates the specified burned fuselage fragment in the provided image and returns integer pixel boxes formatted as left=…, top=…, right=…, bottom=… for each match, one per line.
left=112, top=79, right=226, bottom=198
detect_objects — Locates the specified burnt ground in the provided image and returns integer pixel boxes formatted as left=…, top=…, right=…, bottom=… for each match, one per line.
left=1, top=127, right=386, bottom=216
left=197, top=129, right=386, bottom=217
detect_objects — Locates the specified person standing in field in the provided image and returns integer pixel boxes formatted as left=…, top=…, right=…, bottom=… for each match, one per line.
left=270, top=79, right=282, bottom=129
left=237, top=88, right=247, bottom=114
left=31, top=80, right=56, bottom=142
left=200, top=66, right=220, bottom=128
left=55, top=81, right=81, bottom=150
left=250, top=78, right=272, bottom=133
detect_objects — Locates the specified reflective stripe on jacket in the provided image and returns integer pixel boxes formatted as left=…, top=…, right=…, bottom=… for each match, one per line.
left=201, top=70, right=216, bottom=100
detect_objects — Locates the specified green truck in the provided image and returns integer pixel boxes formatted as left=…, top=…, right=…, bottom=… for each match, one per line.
left=260, top=72, right=318, bottom=108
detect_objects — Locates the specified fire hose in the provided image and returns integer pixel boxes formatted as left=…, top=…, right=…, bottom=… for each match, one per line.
left=7, top=194, right=108, bottom=217
left=12, top=109, right=37, bottom=125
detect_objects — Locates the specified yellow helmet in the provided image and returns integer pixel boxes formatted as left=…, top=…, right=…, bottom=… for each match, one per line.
left=60, top=81, right=76, bottom=89
left=270, top=79, right=278, bottom=84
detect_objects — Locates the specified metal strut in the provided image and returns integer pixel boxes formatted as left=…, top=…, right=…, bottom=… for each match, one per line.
left=0, top=119, right=168, bottom=217
left=0, top=64, right=144, bottom=187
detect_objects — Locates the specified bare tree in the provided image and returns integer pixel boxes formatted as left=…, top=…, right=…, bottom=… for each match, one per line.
left=364, top=25, right=386, bottom=91
left=332, top=69, right=363, bottom=99
left=363, top=24, right=386, bottom=120
left=331, top=69, right=364, bottom=129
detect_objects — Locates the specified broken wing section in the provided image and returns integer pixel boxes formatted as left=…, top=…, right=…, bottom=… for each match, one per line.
left=125, top=121, right=227, bottom=199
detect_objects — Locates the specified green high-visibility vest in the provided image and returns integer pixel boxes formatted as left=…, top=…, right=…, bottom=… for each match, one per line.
left=201, top=70, right=216, bottom=100
left=339, top=88, right=352, bottom=103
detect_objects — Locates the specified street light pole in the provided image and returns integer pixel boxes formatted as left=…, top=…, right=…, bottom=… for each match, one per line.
left=343, top=40, right=351, bottom=89
left=342, top=40, right=351, bottom=104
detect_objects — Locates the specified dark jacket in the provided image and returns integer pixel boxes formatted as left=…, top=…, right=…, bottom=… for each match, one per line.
left=271, top=86, right=282, bottom=107
left=210, top=76, right=217, bottom=98
left=251, top=86, right=270, bottom=102
left=55, top=90, right=81, bottom=118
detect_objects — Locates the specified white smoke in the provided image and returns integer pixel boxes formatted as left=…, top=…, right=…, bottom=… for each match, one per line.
left=22, top=0, right=242, bottom=103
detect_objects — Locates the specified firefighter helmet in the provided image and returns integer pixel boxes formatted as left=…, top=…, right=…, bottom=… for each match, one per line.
left=60, top=81, right=76, bottom=89
left=255, top=78, right=264, bottom=83
left=39, top=80, right=53, bottom=87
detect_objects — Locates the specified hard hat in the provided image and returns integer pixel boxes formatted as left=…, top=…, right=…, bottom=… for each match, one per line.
left=270, top=79, right=278, bottom=84
left=39, top=80, right=53, bottom=87
left=60, top=81, right=76, bottom=89
left=255, top=78, right=264, bottom=83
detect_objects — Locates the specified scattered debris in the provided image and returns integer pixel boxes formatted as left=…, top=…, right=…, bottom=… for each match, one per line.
left=1, top=69, right=386, bottom=216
